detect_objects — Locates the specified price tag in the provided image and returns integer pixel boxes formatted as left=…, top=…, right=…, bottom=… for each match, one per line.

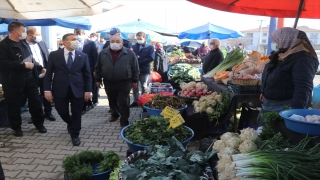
left=169, top=114, right=185, bottom=129
left=161, top=106, right=179, bottom=119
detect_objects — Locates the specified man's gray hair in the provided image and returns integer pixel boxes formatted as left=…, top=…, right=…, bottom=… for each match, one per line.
left=210, top=38, right=220, bottom=47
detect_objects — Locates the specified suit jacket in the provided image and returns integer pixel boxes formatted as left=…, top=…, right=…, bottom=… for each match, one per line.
left=43, top=49, right=92, bottom=98
left=82, top=39, right=98, bottom=73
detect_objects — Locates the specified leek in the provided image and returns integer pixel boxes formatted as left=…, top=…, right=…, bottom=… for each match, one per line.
left=203, top=49, right=245, bottom=78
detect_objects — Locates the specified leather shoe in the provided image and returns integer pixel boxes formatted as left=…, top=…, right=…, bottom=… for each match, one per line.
left=71, top=137, right=81, bottom=146
left=129, top=102, right=139, bottom=108
left=28, top=117, right=33, bottom=124
left=45, top=113, right=56, bottom=121
left=14, top=129, right=23, bottom=137
left=86, top=105, right=94, bottom=111
left=108, top=109, right=112, bottom=113
left=36, top=126, right=47, bottom=133
left=93, top=102, right=99, bottom=106
left=108, top=116, right=119, bottom=122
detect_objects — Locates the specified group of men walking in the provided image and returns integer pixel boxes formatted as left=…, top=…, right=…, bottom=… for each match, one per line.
left=0, top=22, right=155, bottom=146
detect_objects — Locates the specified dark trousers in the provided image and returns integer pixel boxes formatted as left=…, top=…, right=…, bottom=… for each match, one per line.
left=104, top=81, right=131, bottom=126
left=83, top=75, right=98, bottom=109
left=54, top=87, right=84, bottom=138
left=4, top=74, right=44, bottom=130
left=0, top=161, right=4, bottom=180
left=38, top=78, right=52, bottom=114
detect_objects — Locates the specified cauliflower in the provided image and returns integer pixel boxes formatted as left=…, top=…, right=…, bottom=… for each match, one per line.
left=192, top=100, right=199, bottom=107
left=238, top=140, right=258, bottom=153
left=214, top=94, right=223, bottom=102
left=206, top=107, right=214, bottom=114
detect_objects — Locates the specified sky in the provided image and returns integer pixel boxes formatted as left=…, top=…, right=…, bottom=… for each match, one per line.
left=87, top=0, right=320, bottom=33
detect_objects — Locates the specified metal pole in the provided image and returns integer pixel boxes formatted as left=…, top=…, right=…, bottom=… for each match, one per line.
left=257, top=20, right=264, bottom=52
left=293, top=0, right=305, bottom=28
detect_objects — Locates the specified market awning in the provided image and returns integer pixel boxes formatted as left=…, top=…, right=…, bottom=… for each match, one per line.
left=188, top=0, right=320, bottom=28
left=0, top=0, right=122, bottom=19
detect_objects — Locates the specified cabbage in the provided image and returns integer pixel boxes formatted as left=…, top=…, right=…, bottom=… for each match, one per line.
left=238, top=140, right=258, bottom=153
left=239, top=127, right=259, bottom=143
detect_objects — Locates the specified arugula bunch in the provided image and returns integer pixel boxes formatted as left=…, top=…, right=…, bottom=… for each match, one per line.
left=125, top=116, right=192, bottom=146
left=120, top=137, right=218, bottom=180
left=62, top=150, right=120, bottom=180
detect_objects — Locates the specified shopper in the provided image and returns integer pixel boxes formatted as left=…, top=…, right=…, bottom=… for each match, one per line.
left=202, top=38, right=224, bottom=74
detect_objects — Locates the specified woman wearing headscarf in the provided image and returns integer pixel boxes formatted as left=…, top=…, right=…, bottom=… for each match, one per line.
left=154, top=43, right=168, bottom=82
left=258, top=27, right=319, bottom=125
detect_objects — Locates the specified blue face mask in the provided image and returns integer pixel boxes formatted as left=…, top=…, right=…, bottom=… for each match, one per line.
left=271, top=43, right=278, bottom=51
left=77, top=35, right=83, bottom=42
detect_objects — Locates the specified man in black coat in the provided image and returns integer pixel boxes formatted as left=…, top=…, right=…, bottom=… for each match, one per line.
left=25, top=26, right=56, bottom=121
left=202, top=38, right=224, bottom=74
left=102, top=28, right=132, bottom=50
left=154, top=43, right=168, bottom=82
left=0, top=22, right=47, bottom=137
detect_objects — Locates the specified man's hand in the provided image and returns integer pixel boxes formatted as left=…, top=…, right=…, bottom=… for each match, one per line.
left=132, top=83, right=137, bottom=89
left=84, top=92, right=90, bottom=102
left=93, top=72, right=95, bottom=76
left=41, top=68, right=46, bottom=74
left=260, top=94, right=264, bottom=102
left=44, top=92, right=53, bottom=102
left=96, top=82, right=102, bottom=88
left=137, top=55, right=140, bottom=59
left=24, top=62, right=34, bottom=69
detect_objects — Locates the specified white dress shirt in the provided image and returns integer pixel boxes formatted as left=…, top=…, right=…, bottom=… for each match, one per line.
left=64, top=48, right=75, bottom=64
left=27, top=41, right=43, bottom=67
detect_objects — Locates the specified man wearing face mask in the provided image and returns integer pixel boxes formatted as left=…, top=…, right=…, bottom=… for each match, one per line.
left=102, top=28, right=133, bottom=50
left=90, top=33, right=103, bottom=53
left=25, top=26, right=56, bottom=121
left=0, top=22, right=47, bottom=137
left=95, top=36, right=139, bottom=127
left=130, top=31, right=155, bottom=107
left=44, top=33, right=92, bottom=146
left=74, top=28, right=98, bottom=113
left=202, top=38, right=224, bottom=75
left=58, top=40, right=65, bottom=49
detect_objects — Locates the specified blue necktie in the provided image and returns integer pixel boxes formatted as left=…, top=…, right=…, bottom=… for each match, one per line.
left=67, top=52, right=73, bottom=69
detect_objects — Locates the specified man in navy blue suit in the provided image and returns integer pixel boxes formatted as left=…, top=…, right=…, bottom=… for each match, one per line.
left=74, top=28, right=98, bottom=114
left=43, top=33, right=92, bottom=146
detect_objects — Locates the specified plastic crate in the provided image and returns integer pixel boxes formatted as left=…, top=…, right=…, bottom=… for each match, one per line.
left=227, top=81, right=260, bottom=94
left=148, top=83, right=173, bottom=93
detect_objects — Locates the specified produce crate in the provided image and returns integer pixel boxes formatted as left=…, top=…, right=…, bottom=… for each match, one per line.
left=148, top=83, right=173, bottom=93
left=227, top=81, right=260, bottom=94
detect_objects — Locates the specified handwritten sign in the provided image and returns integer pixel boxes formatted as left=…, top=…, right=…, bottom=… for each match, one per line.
left=169, top=114, right=185, bottom=129
left=161, top=106, right=179, bottom=119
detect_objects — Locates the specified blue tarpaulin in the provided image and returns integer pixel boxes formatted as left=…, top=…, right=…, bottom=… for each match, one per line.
left=178, top=22, right=243, bottom=40
left=0, top=16, right=91, bottom=31
left=0, top=24, right=8, bottom=34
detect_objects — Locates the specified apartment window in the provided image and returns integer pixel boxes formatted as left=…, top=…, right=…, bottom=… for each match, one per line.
left=247, top=39, right=253, bottom=45
left=262, top=39, right=267, bottom=43
left=311, top=33, right=318, bottom=39
left=263, top=33, right=267, bottom=36
left=247, top=33, right=253, bottom=38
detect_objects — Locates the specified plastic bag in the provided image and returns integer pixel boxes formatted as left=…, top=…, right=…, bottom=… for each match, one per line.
left=137, top=93, right=156, bottom=105
left=151, top=71, right=162, bottom=83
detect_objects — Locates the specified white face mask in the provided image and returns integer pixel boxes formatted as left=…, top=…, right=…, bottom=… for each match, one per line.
left=19, top=32, right=27, bottom=40
left=59, top=45, right=65, bottom=49
left=90, top=37, right=97, bottom=42
left=271, top=43, right=278, bottom=51
left=110, top=43, right=121, bottom=50
left=137, top=40, right=144, bottom=44
left=209, top=45, right=214, bottom=50
left=70, top=40, right=79, bottom=50
left=34, top=35, right=42, bottom=43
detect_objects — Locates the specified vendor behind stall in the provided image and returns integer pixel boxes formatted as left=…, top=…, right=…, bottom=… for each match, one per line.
left=202, top=38, right=224, bottom=74
left=183, top=46, right=194, bottom=58
left=258, top=27, right=319, bottom=125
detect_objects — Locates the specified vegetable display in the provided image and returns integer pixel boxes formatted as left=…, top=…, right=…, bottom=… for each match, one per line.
left=120, top=136, right=217, bottom=180
left=124, top=116, right=192, bottom=146
left=192, top=91, right=230, bottom=123
left=203, top=49, right=245, bottom=78
left=144, top=94, right=185, bottom=109
left=168, top=63, right=201, bottom=84
left=179, top=81, right=212, bottom=98
left=109, top=160, right=123, bottom=180
left=62, top=151, right=120, bottom=180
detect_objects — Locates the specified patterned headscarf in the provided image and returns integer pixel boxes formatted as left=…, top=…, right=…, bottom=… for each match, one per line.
left=270, top=27, right=299, bottom=49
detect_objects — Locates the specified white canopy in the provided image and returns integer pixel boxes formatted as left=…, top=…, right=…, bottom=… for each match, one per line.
left=0, top=0, right=122, bottom=19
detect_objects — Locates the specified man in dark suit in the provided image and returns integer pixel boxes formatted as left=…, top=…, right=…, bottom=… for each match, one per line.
left=44, top=33, right=92, bottom=146
left=74, top=28, right=98, bottom=114
left=25, top=26, right=56, bottom=121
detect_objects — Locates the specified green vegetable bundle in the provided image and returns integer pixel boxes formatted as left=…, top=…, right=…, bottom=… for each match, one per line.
left=62, top=151, right=120, bottom=180
left=120, top=137, right=217, bottom=180
left=169, top=63, right=201, bottom=84
left=125, top=116, right=192, bottom=146
left=203, top=49, right=245, bottom=78
left=144, top=94, right=186, bottom=109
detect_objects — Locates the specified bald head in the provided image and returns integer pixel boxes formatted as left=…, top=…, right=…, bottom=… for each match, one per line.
left=26, top=27, right=41, bottom=43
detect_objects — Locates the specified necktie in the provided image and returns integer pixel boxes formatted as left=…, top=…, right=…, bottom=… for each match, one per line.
left=67, top=52, right=73, bottom=69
